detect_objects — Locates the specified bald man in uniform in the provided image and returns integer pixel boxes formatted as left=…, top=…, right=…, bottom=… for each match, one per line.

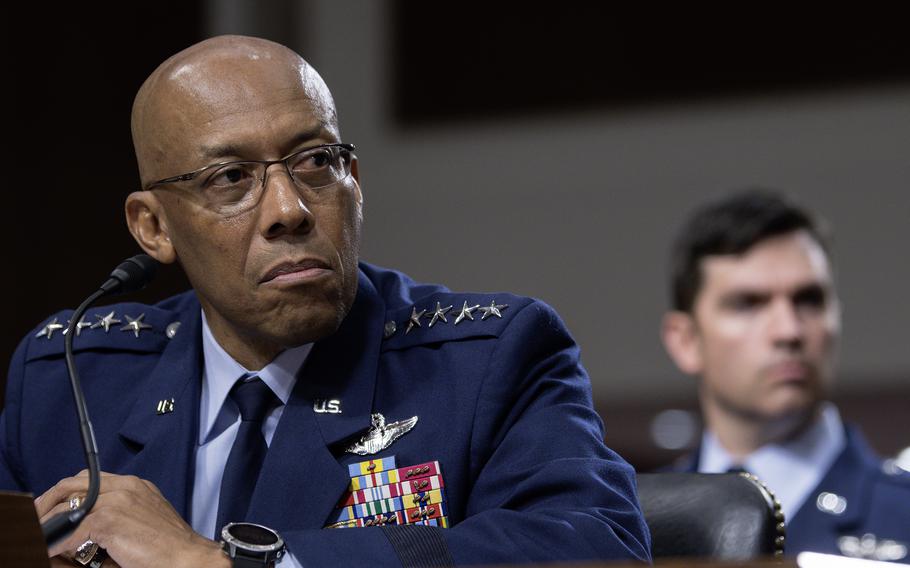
left=1, top=36, right=650, bottom=567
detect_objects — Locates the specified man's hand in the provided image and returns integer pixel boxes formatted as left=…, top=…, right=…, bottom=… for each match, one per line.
left=35, top=471, right=230, bottom=568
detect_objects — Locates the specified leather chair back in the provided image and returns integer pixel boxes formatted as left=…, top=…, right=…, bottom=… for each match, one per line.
left=636, top=472, right=785, bottom=560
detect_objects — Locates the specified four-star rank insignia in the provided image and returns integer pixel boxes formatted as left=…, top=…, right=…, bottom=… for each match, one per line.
left=35, top=310, right=157, bottom=340
left=397, top=298, right=508, bottom=337
left=326, top=456, right=450, bottom=529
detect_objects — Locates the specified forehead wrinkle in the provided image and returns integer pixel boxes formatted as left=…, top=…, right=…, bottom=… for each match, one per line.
left=198, top=124, right=333, bottom=162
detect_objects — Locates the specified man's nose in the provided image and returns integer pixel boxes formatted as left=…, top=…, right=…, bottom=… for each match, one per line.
left=257, top=164, right=314, bottom=239
left=768, top=299, right=804, bottom=349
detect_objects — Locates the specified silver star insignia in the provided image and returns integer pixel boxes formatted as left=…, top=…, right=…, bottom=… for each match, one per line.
left=405, top=307, right=426, bottom=334
left=345, top=413, right=419, bottom=456
left=121, top=313, right=153, bottom=338
left=478, top=300, right=508, bottom=320
left=453, top=301, right=480, bottom=325
left=425, top=302, right=453, bottom=327
left=62, top=316, right=92, bottom=337
left=35, top=317, right=65, bottom=340
left=91, top=311, right=122, bottom=333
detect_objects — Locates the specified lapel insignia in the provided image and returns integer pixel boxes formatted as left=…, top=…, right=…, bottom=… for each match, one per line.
left=838, top=533, right=908, bottom=562
left=62, top=316, right=92, bottom=337
left=453, top=301, right=479, bottom=325
left=165, top=321, right=181, bottom=339
left=91, top=311, right=122, bottom=333
left=156, top=398, right=175, bottom=415
left=425, top=302, right=453, bottom=327
left=121, top=313, right=153, bottom=338
left=326, top=455, right=451, bottom=529
left=345, top=413, right=418, bottom=456
left=478, top=300, right=508, bottom=320
left=314, top=398, right=343, bottom=414
left=35, top=317, right=65, bottom=340
left=405, top=307, right=426, bottom=334
left=383, top=321, right=397, bottom=339
left=400, top=297, right=509, bottom=335
left=815, top=491, right=847, bottom=515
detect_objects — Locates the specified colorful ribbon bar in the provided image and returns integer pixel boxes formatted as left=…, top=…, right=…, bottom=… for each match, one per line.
left=349, top=460, right=441, bottom=491
left=327, top=514, right=449, bottom=529
left=346, top=455, right=397, bottom=478
left=404, top=500, right=447, bottom=523
left=337, top=474, right=446, bottom=507
left=333, top=489, right=446, bottom=522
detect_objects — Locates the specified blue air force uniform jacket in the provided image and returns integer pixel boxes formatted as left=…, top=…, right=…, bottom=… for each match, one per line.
left=675, top=428, right=910, bottom=562
left=0, top=262, right=651, bottom=566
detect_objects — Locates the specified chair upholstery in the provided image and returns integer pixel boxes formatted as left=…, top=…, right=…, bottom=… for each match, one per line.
left=636, top=472, right=785, bottom=560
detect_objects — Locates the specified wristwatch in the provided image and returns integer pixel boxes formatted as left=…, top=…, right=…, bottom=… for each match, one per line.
left=220, top=522, right=286, bottom=568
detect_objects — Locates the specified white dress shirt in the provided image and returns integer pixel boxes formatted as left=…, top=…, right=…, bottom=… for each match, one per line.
left=698, top=403, right=846, bottom=524
left=192, top=311, right=311, bottom=566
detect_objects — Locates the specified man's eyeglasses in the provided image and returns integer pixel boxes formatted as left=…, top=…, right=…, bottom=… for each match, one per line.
left=143, top=143, right=355, bottom=216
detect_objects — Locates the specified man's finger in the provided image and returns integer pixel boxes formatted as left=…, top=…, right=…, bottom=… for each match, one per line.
left=38, top=494, right=87, bottom=525
left=35, top=476, right=90, bottom=517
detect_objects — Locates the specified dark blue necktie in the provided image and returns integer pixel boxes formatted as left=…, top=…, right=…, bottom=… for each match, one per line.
left=215, top=377, right=280, bottom=537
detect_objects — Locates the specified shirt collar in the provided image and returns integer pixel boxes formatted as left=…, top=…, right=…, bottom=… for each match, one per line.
left=699, top=403, right=846, bottom=522
left=198, top=310, right=312, bottom=444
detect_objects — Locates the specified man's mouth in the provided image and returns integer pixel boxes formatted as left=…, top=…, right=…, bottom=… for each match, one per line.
left=766, top=360, right=812, bottom=383
left=260, top=258, right=333, bottom=284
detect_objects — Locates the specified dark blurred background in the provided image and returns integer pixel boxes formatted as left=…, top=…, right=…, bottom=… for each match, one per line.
left=7, top=2, right=909, bottom=471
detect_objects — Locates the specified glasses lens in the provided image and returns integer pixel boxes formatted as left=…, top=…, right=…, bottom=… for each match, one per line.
left=198, top=162, right=261, bottom=212
left=288, top=145, right=353, bottom=189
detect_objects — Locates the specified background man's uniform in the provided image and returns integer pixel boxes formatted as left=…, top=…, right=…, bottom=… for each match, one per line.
left=1, top=262, right=651, bottom=566
left=674, top=413, right=910, bottom=562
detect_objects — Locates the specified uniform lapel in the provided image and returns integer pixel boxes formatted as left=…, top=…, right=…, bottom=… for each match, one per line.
left=246, top=272, right=384, bottom=530
left=116, top=304, right=203, bottom=520
left=789, top=428, right=872, bottom=535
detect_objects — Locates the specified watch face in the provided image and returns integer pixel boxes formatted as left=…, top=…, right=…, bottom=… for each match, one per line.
left=228, top=523, right=279, bottom=546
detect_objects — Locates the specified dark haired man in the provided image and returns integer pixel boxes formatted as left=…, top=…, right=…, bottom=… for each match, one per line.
left=661, top=189, right=909, bottom=561
left=0, top=36, right=649, bottom=567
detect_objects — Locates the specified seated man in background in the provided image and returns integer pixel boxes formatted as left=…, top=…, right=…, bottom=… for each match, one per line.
left=661, top=189, right=909, bottom=561
left=0, top=36, right=650, bottom=567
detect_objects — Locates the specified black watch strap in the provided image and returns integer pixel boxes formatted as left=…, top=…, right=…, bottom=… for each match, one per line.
left=228, top=553, right=276, bottom=568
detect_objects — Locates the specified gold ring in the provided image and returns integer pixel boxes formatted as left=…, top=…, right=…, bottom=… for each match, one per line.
left=69, top=496, right=83, bottom=510
left=75, top=539, right=101, bottom=566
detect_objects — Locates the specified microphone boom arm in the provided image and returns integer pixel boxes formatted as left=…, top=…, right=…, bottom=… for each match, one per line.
left=40, top=254, right=157, bottom=546
left=41, top=288, right=105, bottom=545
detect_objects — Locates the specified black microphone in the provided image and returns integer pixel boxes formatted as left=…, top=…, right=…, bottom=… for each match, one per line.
left=100, top=254, right=158, bottom=295
left=42, top=254, right=158, bottom=546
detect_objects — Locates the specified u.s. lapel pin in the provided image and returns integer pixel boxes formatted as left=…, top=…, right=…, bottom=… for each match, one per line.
left=346, top=413, right=418, bottom=455
left=156, top=398, right=175, bottom=415
left=314, top=398, right=343, bottom=414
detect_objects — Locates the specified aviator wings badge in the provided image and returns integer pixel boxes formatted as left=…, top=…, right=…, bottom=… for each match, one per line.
left=346, top=413, right=418, bottom=456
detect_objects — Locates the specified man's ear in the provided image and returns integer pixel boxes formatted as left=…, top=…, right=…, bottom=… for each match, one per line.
left=661, top=311, right=704, bottom=375
left=125, top=191, right=177, bottom=264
